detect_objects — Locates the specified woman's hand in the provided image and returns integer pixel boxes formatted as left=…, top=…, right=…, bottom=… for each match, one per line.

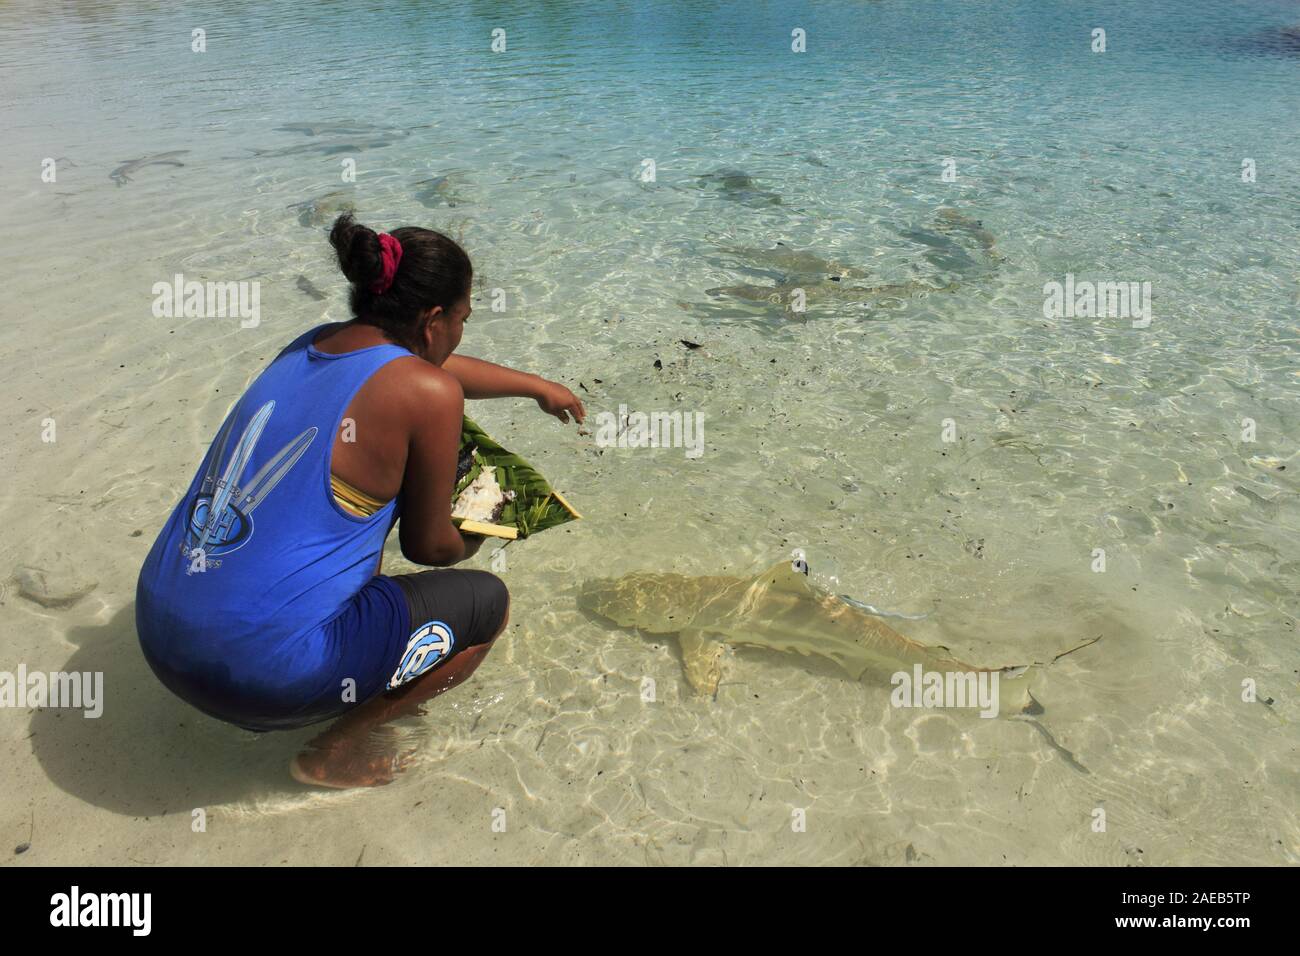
left=441, top=355, right=586, bottom=424
left=533, top=379, right=586, bottom=424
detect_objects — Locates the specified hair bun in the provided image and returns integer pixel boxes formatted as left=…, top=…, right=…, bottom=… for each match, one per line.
left=329, top=213, right=384, bottom=289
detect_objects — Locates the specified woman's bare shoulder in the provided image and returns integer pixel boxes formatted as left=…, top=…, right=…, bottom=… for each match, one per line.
left=371, top=356, right=463, bottom=408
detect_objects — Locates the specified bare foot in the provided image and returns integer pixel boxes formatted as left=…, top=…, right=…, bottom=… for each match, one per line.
left=289, top=743, right=416, bottom=790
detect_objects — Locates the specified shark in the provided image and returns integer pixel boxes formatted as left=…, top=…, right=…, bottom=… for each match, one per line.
left=250, top=138, right=398, bottom=159
left=694, top=168, right=784, bottom=207
left=109, top=151, right=189, bottom=186
left=1231, top=24, right=1300, bottom=58
left=295, top=275, right=328, bottom=300
left=900, top=207, right=1004, bottom=275
left=697, top=207, right=1001, bottom=312
left=718, top=241, right=870, bottom=280
left=580, top=559, right=1098, bottom=721
left=933, top=207, right=1004, bottom=261
left=703, top=275, right=957, bottom=308
left=701, top=241, right=926, bottom=307
left=287, top=190, right=355, bottom=228
left=413, top=174, right=471, bottom=208
left=274, top=121, right=410, bottom=138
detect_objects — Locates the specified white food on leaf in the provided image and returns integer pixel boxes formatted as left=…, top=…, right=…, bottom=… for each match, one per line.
left=452, top=465, right=516, bottom=522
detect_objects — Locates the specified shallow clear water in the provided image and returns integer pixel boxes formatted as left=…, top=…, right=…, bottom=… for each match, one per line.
left=1, top=0, right=1296, bottom=865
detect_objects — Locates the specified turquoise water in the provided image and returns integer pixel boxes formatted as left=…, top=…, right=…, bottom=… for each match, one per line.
left=1, top=1, right=1296, bottom=865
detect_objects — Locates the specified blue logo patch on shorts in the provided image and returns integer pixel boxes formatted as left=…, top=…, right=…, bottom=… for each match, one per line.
left=387, top=620, right=455, bottom=689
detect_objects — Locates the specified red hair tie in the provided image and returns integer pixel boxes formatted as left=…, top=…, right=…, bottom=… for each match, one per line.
left=371, top=232, right=403, bottom=294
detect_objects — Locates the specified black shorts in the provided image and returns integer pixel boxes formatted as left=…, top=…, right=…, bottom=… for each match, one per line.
left=383, top=569, right=509, bottom=690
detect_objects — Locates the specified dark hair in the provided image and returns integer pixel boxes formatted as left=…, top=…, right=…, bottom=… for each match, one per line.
left=329, top=213, right=472, bottom=350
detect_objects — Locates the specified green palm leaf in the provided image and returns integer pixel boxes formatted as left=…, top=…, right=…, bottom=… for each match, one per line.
left=453, top=416, right=580, bottom=539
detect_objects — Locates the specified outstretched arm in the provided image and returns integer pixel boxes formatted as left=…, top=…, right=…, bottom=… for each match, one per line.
left=441, top=354, right=586, bottom=424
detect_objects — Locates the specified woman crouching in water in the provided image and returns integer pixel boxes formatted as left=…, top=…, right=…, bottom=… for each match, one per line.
left=136, top=214, right=584, bottom=788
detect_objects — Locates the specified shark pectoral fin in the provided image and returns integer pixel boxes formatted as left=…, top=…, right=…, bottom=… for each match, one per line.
left=676, top=629, right=727, bottom=696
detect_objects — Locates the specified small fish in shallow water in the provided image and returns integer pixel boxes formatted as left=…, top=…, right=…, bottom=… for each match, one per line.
left=109, top=151, right=188, bottom=186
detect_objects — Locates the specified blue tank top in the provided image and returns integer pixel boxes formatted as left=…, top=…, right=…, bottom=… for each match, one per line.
left=136, top=324, right=414, bottom=729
